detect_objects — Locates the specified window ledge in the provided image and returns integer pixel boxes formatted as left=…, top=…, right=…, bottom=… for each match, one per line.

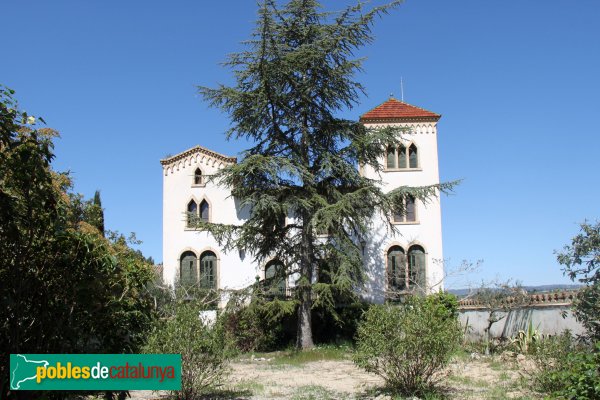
left=191, top=184, right=206, bottom=188
left=391, top=221, right=420, bottom=225
left=384, top=168, right=422, bottom=172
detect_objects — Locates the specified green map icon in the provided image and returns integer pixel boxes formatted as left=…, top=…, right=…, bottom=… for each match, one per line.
left=9, top=353, right=182, bottom=390
left=10, top=354, right=49, bottom=390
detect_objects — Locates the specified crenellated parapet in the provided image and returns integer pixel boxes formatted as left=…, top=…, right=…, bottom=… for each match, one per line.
left=458, top=290, right=580, bottom=309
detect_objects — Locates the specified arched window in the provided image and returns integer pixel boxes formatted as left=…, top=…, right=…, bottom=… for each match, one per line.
left=393, top=206, right=404, bottom=223
left=387, top=246, right=406, bottom=292
left=408, top=245, right=426, bottom=290
left=385, top=143, right=418, bottom=170
left=392, top=195, right=417, bottom=223
left=386, top=146, right=396, bottom=169
left=398, top=144, right=407, bottom=169
left=409, top=144, right=418, bottom=168
left=187, top=200, right=197, bottom=227
left=180, top=251, right=197, bottom=286
left=405, top=195, right=416, bottom=222
left=200, top=200, right=209, bottom=222
left=199, top=251, right=217, bottom=289
left=265, top=260, right=286, bottom=297
left=193, top=168, right=203, bottom=185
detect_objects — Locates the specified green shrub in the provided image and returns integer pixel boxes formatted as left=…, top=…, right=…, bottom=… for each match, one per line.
left=144, top=299, right=235, bottom=399
left=532, top=335, right=600, bottom=399
left=353, top=296, right=462, bottom=396
left=312, top=299, right=371, bottom=345
left=223, top=293, right=297, bottom=352
left=224, top=288, right=368, bottom=351
left=531, top=332, right=577, bottom=393
left=425, top=290, right=459, bottom=320
left=552, top=346, right=600, bottom=400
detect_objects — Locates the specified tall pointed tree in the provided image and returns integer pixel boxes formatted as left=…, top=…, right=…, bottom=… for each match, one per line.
left=198, top=0, right=455, bottom=349
left=91, top=189, right=105, bottom=236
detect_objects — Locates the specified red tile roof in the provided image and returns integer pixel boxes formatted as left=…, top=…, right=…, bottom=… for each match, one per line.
left=360, top=98, right=440, bottom=122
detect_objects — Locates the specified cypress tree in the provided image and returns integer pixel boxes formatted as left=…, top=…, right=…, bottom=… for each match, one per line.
left=92, top=189, right=105, bottom=236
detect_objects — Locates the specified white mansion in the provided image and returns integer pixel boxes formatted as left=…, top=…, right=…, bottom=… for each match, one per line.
left=161, top=98, right=444, bottom=303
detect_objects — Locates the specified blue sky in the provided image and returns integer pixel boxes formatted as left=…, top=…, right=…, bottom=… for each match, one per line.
left=2, top=0, right=598, bottom=288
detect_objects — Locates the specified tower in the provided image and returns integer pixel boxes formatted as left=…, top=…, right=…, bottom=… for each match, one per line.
left=359, top=98, right=444, bottom=302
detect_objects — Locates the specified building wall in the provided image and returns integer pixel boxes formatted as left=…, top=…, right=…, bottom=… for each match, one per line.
left=459, top=305, right=585, bottom=340
left=162, top=120, right=444, bottom=303
left=162, top=151, right=258, bottom=294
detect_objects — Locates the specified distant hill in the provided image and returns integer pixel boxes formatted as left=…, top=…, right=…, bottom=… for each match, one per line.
left=447, top=284, right=582, bottom=298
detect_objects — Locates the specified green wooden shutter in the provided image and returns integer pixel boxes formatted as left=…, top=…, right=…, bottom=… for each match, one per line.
left=200, top=252, right=216, bottom=289
left=393, top=209, right=404, bottom=223
left=408, top=246, right=425, bottom=291
left=387, top=247, right=406, bottom=291
left=398, top=144, right=407, bottom=169
left=194, top=168, right=202, bottom=185
left=265, top=262, right=286, bottom=297
left=405, top=196, right=416, bottom=222
left=409, top=144, right=418, bottom=168
left=200, top=200, right=209, bottom=222
left=386, top=146, right=396, bottom=169
left=187, top=201, right=197, bottom=227
left=180, top=252, right=197, bottom=286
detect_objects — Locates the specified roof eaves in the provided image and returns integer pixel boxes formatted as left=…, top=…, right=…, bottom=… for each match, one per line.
left=160, top=145, right=237, bottom=166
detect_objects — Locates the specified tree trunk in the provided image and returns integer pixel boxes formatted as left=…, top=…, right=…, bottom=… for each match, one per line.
left=296, top=220, right=314, bottom=350
left=296, top=283, right=314, bottom=349
left=295, top=104, right=315, bottom=350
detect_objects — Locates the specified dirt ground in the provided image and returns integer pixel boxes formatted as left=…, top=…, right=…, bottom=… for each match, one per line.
left=230, top=359, right=382, bottom=398
left=128, top=355, right=538, bottom=399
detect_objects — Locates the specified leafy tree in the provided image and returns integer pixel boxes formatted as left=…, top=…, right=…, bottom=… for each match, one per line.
left=197, top=0, right=455, bottom=349
left=557, top=221, right=600, bottom=341
left=67, top=189, right=105, bottom=236
left=0, top=86, right=156, bottom=399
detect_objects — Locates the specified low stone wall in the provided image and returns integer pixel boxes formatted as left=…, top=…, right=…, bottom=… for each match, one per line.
left=458, top=291, right=586, bottom=341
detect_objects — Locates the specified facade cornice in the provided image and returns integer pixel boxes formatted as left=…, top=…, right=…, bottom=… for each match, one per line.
left=160, top=145, right=237, bottom=167
left=362, top=121, right=438, bottom=135
left=360, top=116, right=440, bottom=124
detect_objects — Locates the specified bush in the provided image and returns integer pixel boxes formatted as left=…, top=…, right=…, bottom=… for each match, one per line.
left=223, top=293, right=297, bottom=352
left=532, top=334, right=600, bottom=399
left=312, top=299, right=371, bottom=345
left=353, top=296, right=462, bottom=396
left=425, top=290, right=459, bottom=320
left=144, top=299, right=235, bottom=399
left=223, top=288, right=368, bottom=352
left=552, top=345, right=600, bottom=400
left=531, top=332, right=577, bottom=393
